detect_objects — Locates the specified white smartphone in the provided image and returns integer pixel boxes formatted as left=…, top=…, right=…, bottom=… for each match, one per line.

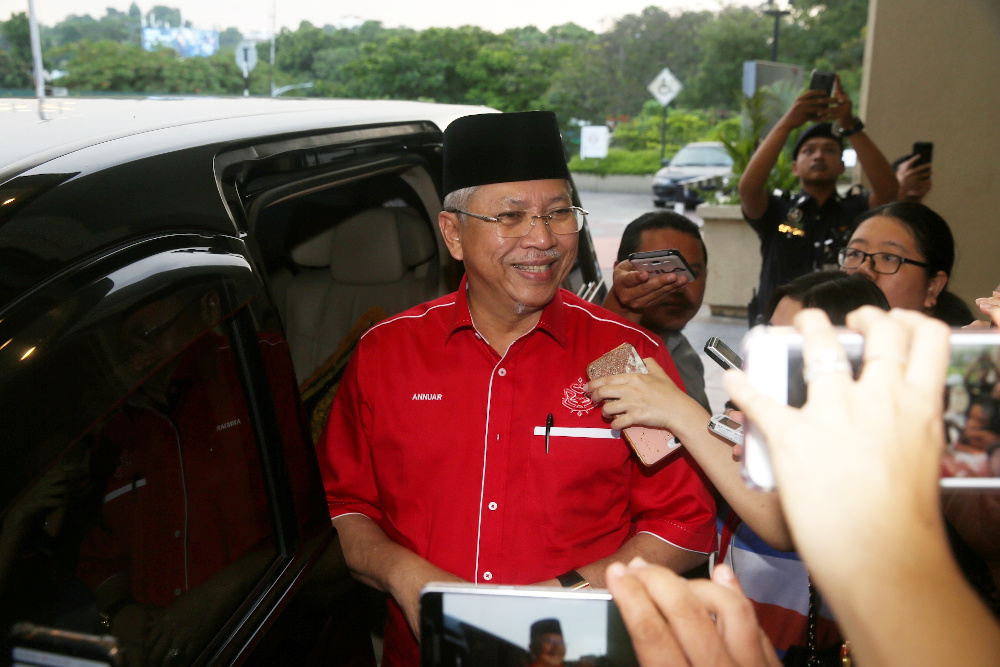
left=627, top=248, right=696, bottom=282
left=741, top=326, right=1000, bottom=492
left=704, top=336, right=744, bottom=371
left=708, top=413, right=744, bottom=445
left=420, top=582, right=637, bottom=667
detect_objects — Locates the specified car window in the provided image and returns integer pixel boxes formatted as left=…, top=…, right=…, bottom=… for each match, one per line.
left=0, top=242, right=309, bottom=666
left=670, top=146, right=734, bottom=168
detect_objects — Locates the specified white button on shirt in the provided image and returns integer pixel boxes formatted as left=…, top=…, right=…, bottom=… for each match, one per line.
left=483, top=571, right=492, bottom=581
left=488, top=502, right=497, bottom=510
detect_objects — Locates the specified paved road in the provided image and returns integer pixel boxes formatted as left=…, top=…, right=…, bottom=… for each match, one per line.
left=578, top=189, right=747, bottom=414
left=579, top=190, right=702, bottom=271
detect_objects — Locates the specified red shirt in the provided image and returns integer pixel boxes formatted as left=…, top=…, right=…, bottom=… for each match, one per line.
left=320, top=280, right=716, bottom=665
left=79, top=333, right=317, bottom=608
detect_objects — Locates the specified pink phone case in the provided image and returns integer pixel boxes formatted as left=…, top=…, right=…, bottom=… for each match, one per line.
left=586, top=343, right=682, bottom=466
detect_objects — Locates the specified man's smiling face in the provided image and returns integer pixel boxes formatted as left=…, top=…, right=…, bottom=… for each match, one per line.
left=443, top=179, right=578, bottom=318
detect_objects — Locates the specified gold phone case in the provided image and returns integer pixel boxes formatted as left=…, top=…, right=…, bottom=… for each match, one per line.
left=586, top=343, right=682, bottom=466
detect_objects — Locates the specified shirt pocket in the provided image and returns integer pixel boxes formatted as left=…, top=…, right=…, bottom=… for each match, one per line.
left=524, top=425, right=632, bottom=539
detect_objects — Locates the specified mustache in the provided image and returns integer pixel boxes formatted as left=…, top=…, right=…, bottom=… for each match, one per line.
left=506, top=249, right=562, bottom=264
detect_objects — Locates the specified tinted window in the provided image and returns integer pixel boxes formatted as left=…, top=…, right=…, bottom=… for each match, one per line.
left=0, top=241, right=310, bottom=666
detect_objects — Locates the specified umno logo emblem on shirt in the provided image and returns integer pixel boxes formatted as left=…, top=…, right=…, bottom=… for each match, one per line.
left=562, top=377, right=595, bottom=416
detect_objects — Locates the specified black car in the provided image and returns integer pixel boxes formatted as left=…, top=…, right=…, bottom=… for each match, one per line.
left=651, top=141, right=734, bottom=208
left=0, top=97, right=606, bottom=666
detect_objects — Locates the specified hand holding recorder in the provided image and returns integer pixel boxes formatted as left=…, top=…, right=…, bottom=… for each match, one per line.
left=725, top=306, right=1000, bottom=667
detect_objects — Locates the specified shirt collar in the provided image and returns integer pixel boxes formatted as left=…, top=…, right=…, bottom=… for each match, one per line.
left=796, top=189, right=843, bottom=207
left=446, top=274, right=568, bottom=348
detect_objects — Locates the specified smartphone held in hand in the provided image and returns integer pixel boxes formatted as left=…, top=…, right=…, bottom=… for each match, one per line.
left=740, top=326, right=1000, bottom=491
left=808, top=69, right=836, bottom=96
left=587, top=343, right=682, bottom=466
left=420, top=583, right=637, bottom=667
left=627, top=248, right=696, bottom=282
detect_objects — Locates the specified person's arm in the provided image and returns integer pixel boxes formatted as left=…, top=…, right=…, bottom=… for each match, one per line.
left=829, top=77, right=897, bottom=207
left=333, top=514, right=464, bottom=635
left=602, top=259, right=692, bottom=323
left=586, top=360, right=792, bottom=550
left=725, top=307, right=1000, bottom=667
left=739, top=89, right=830, bottom=220
left=569, top=533, right=707, bottom=587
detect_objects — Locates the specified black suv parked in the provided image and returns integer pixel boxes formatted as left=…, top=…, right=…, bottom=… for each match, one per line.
left=0, top=97, right=606, bottom=666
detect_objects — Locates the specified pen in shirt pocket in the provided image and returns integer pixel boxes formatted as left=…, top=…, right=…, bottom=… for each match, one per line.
left=545, top=413, right=553, bottom=454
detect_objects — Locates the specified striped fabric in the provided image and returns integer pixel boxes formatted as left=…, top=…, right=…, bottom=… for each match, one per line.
left=718, top=509, right=842, bottom=659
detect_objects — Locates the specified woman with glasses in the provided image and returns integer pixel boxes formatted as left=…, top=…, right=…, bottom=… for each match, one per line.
left=838, top=201, right=973, bottom=324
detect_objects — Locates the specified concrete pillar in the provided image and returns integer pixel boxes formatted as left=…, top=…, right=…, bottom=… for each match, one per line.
left=861, top=0, right=1000, bottom=307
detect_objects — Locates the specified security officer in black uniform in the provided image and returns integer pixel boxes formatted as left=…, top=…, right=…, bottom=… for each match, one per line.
left=739, top=75, right=898, bottom=324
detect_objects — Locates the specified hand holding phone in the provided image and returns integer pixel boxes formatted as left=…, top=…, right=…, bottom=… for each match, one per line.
left=912, top=141, right=933, bottom=168
left=738, top=323, right=1000, bottom=492
left=586, top=344, right=682, bottom=466
left=627, top=249, right=696, bottom=283
left=808, top=69, right=836, bottom=97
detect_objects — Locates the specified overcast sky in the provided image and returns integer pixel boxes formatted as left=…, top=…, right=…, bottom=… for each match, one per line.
left=9, top=0, right=753, bottom=35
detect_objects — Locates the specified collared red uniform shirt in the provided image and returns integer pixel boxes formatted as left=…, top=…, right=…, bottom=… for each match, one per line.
left=321, top=278, right=716, bottom=666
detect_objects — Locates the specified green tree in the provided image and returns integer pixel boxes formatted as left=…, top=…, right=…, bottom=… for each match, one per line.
left=337, top=26, right=502, bottom=102
left=218, top=28, right=243, bottom=51
left=612, top=101, right=718, bottom=154
left=544, top=8, right=710, bottom=124
left=684, top=6, right=771, bottom=111
left=52, top=39, right=241, bottom=94
left=146, top=6, right=184, bottom=29
left=0, top=13, right=33, bottom=88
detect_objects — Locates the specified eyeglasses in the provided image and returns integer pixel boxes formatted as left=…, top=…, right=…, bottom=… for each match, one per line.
left=838, top=247, right=929, bottom=275
left=449, top=206, right=588, bottom=238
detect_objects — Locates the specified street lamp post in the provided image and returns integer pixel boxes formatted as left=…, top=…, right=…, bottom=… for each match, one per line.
left=763, top=0, right=791, bottom=62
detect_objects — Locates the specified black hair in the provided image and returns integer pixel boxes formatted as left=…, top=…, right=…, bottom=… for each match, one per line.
left=933, top=291, right=976, bottom=326
left=764, top=270, right=890, bottom=325
left=853, top=201, right=964, bottom=324
left=853, top=201, right=955, bottom=277
left=616, top=211, right=707, bottom=266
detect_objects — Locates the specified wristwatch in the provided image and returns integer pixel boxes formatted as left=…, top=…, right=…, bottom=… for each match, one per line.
left=833, top=116, right=864, bottom=139
left=556, top=569, right=591, bottom=590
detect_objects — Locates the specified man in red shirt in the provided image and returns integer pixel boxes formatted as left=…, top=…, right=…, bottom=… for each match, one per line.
left=320, top=111, right=716, bottom=666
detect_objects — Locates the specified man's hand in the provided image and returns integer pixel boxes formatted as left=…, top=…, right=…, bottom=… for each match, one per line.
left=333, top=513, right=465, bottom=638
left=386, top=554, right=465, bottom=637
left=828, top=75, right=855, bottom=130
left=780, top=89, right=834, bottom=130
left=607, top=558, right=781, bottom=667
left=604, top=259, right=692, bottom=321
left=896, top=154, right=933, bottom=202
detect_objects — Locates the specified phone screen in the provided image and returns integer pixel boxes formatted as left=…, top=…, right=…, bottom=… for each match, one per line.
left=809, top=70, right=835, bottom=96
left=421, top=585, right=637, bottom=667
left=742, top=328, right=1000, bottom=491
left=706, top=338, right=744, bottom=370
